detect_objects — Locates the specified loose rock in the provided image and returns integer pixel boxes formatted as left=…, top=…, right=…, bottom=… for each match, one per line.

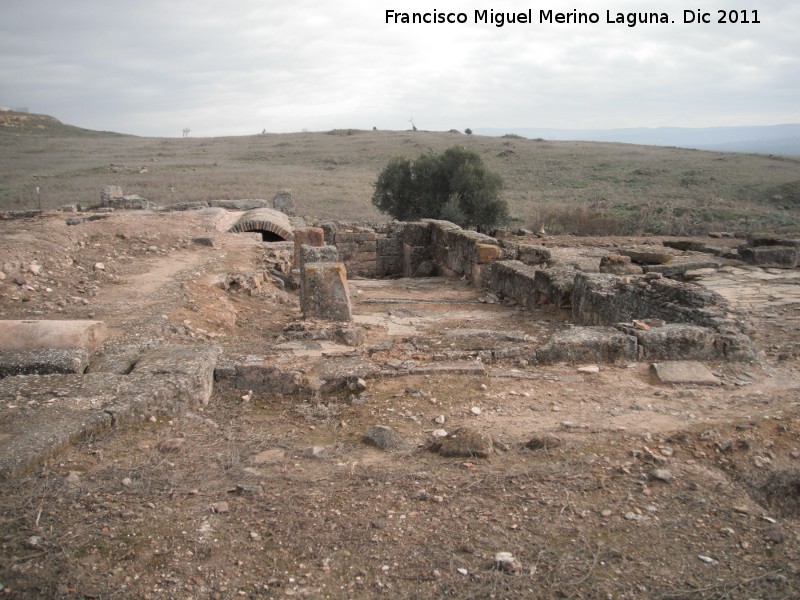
left=363, top=425, right=412, bottom=451
left=432, top=427, right=492, bottom=459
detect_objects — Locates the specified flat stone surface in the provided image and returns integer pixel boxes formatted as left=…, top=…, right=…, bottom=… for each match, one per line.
left=651, top=361, right=721, bottom=386
left=0, top=344, right=220, bottom=480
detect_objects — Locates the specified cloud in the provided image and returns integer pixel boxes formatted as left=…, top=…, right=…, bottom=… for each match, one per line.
left=1, top=0, right=797, bottom=135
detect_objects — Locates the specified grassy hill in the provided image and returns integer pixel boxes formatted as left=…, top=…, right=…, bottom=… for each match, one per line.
left=2, top=113, right=799, bottom=235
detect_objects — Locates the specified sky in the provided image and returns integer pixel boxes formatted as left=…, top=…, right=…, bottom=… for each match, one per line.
left=1, top=0, right=798, bottom=137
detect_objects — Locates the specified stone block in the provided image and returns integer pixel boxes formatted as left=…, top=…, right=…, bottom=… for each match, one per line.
left=404, top=244, right=433, bottom=278
left=301, top=262, right=352, bottom=322
left=0, top=320, right=108, bottom=353
left=377, top=236, right=403, bottom=256
left=476, top=243, right=501, bottom=264
left=272, top=189, right=294, bottom=215
left=377, top=254, right=404, bottom=277
left=600, top=253, right=643, bottom=275
left=620, top=248, right=674, bottom=265
left=628, top=324, right=718, bottom=361
left=535, top=327, right=638, bottom=364
left=300, top=244, right=338, bottom=269
left=739, top=245, right=798, bottom=268
left=293, top=227, right=325, bottom=266
left=215, top=359, right=310, bottom=395
left=403, top=222, right=432, bottom=247
left=746, top=234, right=800, bottom=248
left=534, top=268, right=576, bottom=308
left=0, top=348, right=89, bottom=378
left=485, top=260, right=538, bottom=310
left=518, top=244, right=551, bottom=266
left=651, top=361, right=720, bottom=386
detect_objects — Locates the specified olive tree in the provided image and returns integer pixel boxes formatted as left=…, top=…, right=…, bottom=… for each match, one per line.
left=371, top=146, right=508, bottom=228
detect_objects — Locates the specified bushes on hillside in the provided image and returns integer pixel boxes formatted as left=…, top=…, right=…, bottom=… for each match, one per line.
left=371, top=146, right=508, bottom=228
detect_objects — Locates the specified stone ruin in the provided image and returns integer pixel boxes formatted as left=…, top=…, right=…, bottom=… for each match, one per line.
left=284, top=218, right=757, bottom=365
left=2, top=204, right=789, bottom=480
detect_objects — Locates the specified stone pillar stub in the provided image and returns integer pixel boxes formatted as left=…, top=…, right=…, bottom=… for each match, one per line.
left=301, top=262, right=352, bottom=322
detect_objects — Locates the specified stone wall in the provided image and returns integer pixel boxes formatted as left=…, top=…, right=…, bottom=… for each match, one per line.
left=739, top=234, right=800, bottom=268
left=316, top=219, right=757, bottom=361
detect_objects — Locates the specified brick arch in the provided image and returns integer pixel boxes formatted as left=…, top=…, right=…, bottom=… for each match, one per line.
left=228, top=208, right=294, bottom=241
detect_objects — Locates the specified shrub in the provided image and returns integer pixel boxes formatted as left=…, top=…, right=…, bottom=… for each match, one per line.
left=464, top=128, right=473, bottom=135
left=371, top=146, right=509, bottom=228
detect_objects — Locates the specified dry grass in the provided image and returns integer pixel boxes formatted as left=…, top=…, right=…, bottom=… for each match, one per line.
left=2, top=113, right=800, bottom=233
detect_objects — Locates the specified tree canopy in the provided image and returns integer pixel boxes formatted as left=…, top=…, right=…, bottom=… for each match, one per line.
left=371, top=146, right=509, bottom=228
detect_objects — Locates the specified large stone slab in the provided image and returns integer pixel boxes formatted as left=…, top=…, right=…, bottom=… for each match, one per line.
left=0, top=320, right=107, bottom=352
left=651, top=361, right=720, bottom=386
left=0, top=344, right=220, bottom=479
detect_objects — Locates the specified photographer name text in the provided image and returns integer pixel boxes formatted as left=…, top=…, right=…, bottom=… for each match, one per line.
left=385, top=8, right=761, bottom=27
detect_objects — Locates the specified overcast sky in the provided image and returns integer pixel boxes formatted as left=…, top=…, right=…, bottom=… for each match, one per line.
left=2, top=1, right=798, bottom=137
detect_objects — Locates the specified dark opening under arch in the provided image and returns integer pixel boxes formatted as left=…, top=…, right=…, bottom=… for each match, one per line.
left=228, top=211, right=294, bottom=242
left=259, top=230, right=285, bottom=242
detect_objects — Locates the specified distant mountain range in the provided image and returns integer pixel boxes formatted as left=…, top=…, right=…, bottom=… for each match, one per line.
left=475, top=124, right=800, bottom=157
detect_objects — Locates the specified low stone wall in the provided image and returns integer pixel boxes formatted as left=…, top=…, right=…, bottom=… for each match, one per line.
left=317, top=219, right=757, bottom=362
left=735, top=234, right=800, bottom=268
left=323, top=219, right=502, bottom=283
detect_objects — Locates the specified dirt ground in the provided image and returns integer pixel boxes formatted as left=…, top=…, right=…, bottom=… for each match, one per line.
left=1, top=210, right=799, bottom=599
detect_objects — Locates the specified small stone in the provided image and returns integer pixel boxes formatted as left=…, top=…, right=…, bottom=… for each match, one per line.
left=698, top=555, right=716, bottom=564
left=249, top=531, right=261, bottom=541
left=434, top=415, right=446, bottom=424
left=348, top=378, right=368, bottom=392
left=363, top=425, right=412, bottom=451
left=27, top=264, right=42, bottom=276
left=649, top=469, right=673, bottom=483
left=252, top=448, right=285, bottom=464
left=371, top=520, right=387, bottom=530
left=753, top=455, right=771, bottom=468
left=470, top=406, right=482, bottom=416
left=433, top=427, right=492, bottom=458
left=158, top=438, right=184, bottom=453
left=577, top=365, right=600, bottom=374
left=601, top=509, right=613, bottom=518
left=234, top=483, right=263, bottom=495
left=493, top=552, right=522, bottom=574
left=121, top=477, right=133, bottom=488
left=65, top=471, right=81, bottom=487
left=211, top=502, right=229, bottom=514
left=432, top=429, right=448, bottom=438
left=303, top=446, right=326, bottom=459
left=457, top=568, right=469, bottom=576
left=525, top=434, right=563, bottom=451
left=26, top=535, right=43, bottom=549
left=94, top=262, right=105, bottom=271
left=764, top=526, right=785, bottom=543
